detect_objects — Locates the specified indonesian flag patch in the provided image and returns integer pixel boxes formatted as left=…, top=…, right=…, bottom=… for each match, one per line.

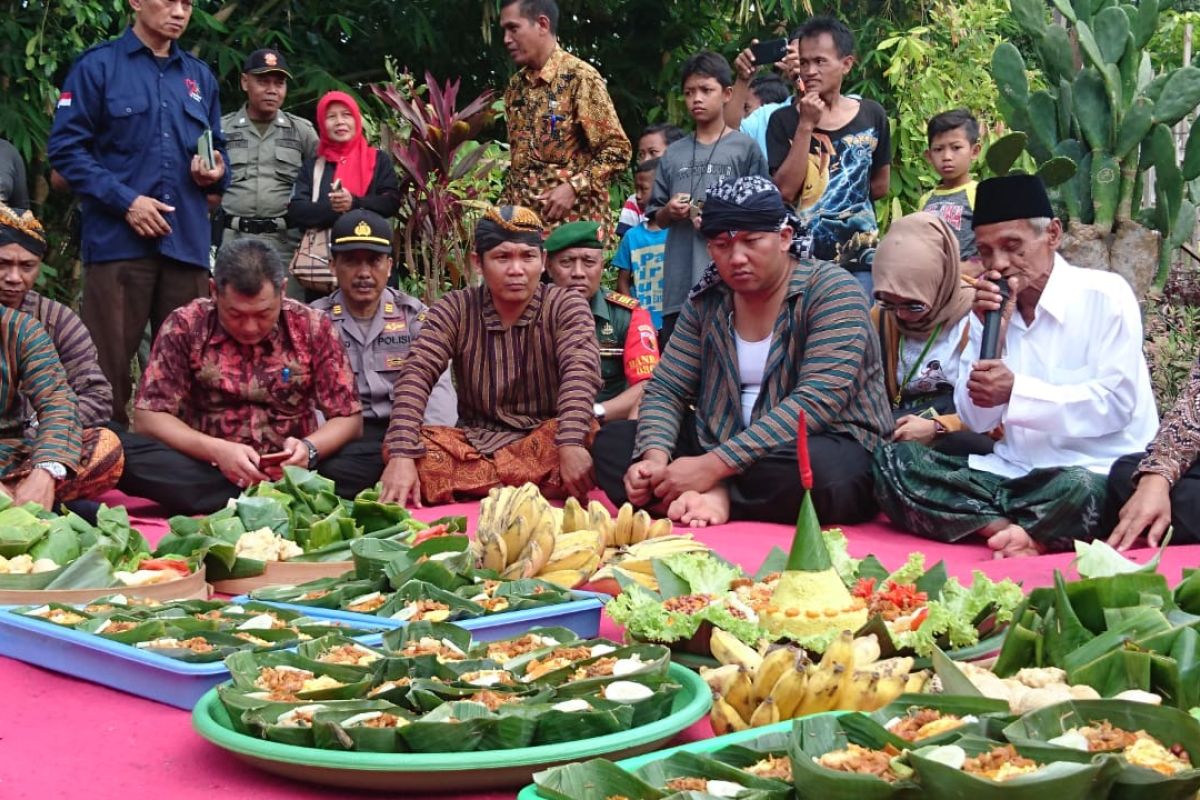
left=57, top=92, right=72, bottom=108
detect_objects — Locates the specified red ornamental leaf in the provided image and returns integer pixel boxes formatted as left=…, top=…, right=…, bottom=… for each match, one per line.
left=796, top=409, right=814, bottom=490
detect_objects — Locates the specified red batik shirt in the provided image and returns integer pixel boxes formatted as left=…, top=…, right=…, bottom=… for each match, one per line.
left=135, top=297, right=361, bottom=450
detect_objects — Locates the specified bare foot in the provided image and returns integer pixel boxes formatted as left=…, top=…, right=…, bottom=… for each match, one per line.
left=666, top=487, right=731, bottom=528
left=984, top=523, right=1041, bottom=559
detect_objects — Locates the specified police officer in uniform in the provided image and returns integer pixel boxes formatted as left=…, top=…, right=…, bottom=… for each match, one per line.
left=313, top=209, right=457, bottom=497
left=544, top=220, right=660, bottom=423
left=218, top=49, right=318, bottom=271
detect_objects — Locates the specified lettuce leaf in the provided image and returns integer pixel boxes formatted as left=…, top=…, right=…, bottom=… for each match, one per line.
left=661, top=552, right=742, bottom=596
left=895, top=570, right=1024, bottom=656
left=1073, top=528, right=1173, bottom=578
left=822, top=528, right=860, bottom=586
left=605, top=588, right=767, bottom=645
left=886, top=552, right=927, bottom=586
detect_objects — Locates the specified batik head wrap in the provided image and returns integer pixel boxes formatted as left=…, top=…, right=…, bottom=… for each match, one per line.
left=473, top=205, right=545, bottom=254
left=0, top=203, right=47, bottom=258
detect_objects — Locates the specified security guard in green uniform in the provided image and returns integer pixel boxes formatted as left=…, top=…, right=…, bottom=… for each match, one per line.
left=544, top=220, right=660, bottom=423
left=218, top=49, right=318, bottom=267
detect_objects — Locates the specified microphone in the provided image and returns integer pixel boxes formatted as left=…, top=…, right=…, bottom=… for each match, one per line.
left=980, top=277, right=1010, bottom=360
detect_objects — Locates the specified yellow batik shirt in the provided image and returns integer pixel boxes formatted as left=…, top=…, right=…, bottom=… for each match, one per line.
left=502, top=47, right=631, bottom=240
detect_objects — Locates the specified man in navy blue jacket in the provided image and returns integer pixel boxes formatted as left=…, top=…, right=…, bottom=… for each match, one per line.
left=49, top=0, right=228, bottom=427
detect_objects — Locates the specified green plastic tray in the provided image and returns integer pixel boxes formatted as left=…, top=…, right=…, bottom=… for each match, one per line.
left=516, top=717, right=803, bottom=799
left=192, top=662, right=712, bottom=792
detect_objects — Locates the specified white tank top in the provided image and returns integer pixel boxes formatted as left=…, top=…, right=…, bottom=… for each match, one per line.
left=734, top=331, right=772, bottom=427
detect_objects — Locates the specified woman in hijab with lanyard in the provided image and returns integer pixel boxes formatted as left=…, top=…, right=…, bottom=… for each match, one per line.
left=870, top=211, right=994, bottom=455
left=286, top=91, right=402, bottom=242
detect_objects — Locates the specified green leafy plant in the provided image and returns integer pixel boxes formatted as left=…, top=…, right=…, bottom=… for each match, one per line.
left=1144, top=270, right=1200, bottom=408
left=372, top=69, right=506, bottom=302
left=993, top=0, right=1200, bottom=294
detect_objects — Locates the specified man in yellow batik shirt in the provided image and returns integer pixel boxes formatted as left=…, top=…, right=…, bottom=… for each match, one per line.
left=498, top=0, right=631, bottom=240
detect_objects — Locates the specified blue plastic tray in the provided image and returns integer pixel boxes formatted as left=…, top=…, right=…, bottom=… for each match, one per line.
left=232, top=590, right=606, bottom=642
left=0, top=608, right=386, bottom=710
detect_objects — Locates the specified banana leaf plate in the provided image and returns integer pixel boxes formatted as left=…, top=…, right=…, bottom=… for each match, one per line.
left=233, top=590, right=607, bottom=642
left=191, top=662, right=711, bottom=792
left=211, top=561, right=354, bottom=595
left=515, top=716, right=813, bottom=799
left=0, top=564, right=209, bottom=605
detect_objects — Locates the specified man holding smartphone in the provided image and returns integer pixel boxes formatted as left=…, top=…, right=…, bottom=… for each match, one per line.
left=117, top=238, right=362, bottom=514
left=48, top=0, right=230, bottom=428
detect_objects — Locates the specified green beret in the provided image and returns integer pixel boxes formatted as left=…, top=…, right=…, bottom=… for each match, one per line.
left=544, top=221, right=603, bottom=254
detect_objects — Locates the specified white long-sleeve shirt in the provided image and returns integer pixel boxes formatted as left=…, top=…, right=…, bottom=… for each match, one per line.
left=955, top=254, right=1159, bottom=478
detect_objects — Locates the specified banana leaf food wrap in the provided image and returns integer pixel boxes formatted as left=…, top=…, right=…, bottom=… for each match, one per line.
left=0, top=502, right=199, bottom=590
left=9, top=595, right=379, bottom=662
left=217, top=622, right=686, bottom=754
left=153, top=468, right=464, bottom=580
left=991, top=565, right=1200, bottom=708
left=1002, top=699, right=1200, bottom=799
left=607, top=530, right=1023, bottom=660
left=250, top=534, right=575, bottom=623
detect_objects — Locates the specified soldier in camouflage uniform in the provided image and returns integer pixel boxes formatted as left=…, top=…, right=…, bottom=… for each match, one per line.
left=544, top=221, right=659, bottom=423
left=218, top=49, right=318, bottom=271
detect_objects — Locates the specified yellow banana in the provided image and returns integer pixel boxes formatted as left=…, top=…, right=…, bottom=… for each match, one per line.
left=873, top=674, right=908, bottom=708
left=700, top=664, right=742, bottom=696
left=870, top=657, right=914, bottom=678
left=541, top=545, right=597, bottom=572
left=753, top=645, right=800, bottom=704
left=613, top=503, right=635, bottom=546
left=479, top=531, right=508, bottom=573
left=724, top=668, right=756, bottom=722
left=536, top=568, right=587, bottom=589
left=818, top=630, right=857, bottom=674
left=560, top=496, right=586, bottom=533
left=767, top=665, right=809, bottom=719
left=587, top=500, right=614, bottom=544
left=839, top=669, right=878, bottom=712
left=792, top=664, right=844, bottom=716
left=851, top=634, right=881, bottom=667
left=646, top=517, right=673, bottom=538
left=710, top=696, right=749, bottom=736
left=904, top=670, right=930, bottom=695
left=709, top=628, right=764, bottom=672
left=628, top=509, right=651, bottom=544
left=748, top=697, right=781, bottom=728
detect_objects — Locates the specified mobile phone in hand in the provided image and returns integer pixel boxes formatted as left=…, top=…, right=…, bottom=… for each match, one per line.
left=196, top=129, right=215, bottom=170
left=331, top=178, right=343, bottom=192
left=259, top=451, right=290, bottom=468
left=749, top=38, right=788, bottom=66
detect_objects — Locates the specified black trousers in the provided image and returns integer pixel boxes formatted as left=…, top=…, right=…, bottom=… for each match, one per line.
left=592, top=418, right=878, bottom=525
left=1104, top=452, right=1200, bottom=544
left=117, top=426, right=387, bottom=516
left=319, top=419, right=387, bottom=499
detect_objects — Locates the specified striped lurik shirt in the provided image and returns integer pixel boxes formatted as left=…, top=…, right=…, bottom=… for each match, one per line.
left=20, top=290, right=112, bottom=428
left=384, top=284, right=601, bottom=458
left=0, top=306, right=82, bottom=477
left=634, top=258, right=893, bottom=472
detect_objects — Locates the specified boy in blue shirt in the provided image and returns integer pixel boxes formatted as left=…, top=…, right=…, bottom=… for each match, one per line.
left=614, top=158, right=667, bottom=328
left=919, top=109, right=982, bottom=262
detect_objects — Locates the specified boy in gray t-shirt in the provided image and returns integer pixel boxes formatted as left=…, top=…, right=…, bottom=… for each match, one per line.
left=645, top=51, right=769, bottom=342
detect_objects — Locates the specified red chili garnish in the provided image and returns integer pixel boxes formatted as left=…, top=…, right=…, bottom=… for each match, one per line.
left=852, top=577, right=877, bottom=599
left=909, top=607, right=930, bottom=630
left=411, top=524, right=450, bottom=546
left=878, top=580, right=928, bottom=613
left=137, top=557, right=192, bottom=577
left=796, top=409, right=813, bottom=490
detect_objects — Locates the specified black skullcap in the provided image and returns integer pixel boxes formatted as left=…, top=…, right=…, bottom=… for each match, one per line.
left=973, top=174, right=1054, bottom=228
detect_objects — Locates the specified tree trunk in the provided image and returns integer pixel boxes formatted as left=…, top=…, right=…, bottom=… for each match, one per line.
left=1058, top=219, right=1160, bottom=300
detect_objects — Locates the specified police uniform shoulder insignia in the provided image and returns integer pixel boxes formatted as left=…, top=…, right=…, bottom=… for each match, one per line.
left=605, top=291, right=640, bottom=310
left=417, top=311, right=427, bottom=322
left=600, top=322, right=615, bottom=336
left=384, top=302, right=395, bottom=314
left=331, top=304, right=343, bottom=316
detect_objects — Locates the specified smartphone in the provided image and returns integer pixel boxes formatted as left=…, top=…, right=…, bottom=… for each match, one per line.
left=196, top=129, right=215, bottom=171
left=673, top=192, right=691, bottom=205
left=331, top=178, right=343, bottom=192
left=259, top=451, right=290, bottom=468
left=749, top=38, right=788, bottom=66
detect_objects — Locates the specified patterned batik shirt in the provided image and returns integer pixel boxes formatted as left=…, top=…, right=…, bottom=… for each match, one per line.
left=0, top=306, right=82, bottom=477
left=1139, top=360, right=1200, bottom=485
left=384, top=284, right=601, bottom=459
left=135, top=297, right=361, bottom=450
left=501, top=46, right=631, bottom=241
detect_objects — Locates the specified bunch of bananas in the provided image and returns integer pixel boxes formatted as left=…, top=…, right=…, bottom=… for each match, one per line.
left=702, top=628, right=931, bottom=734
left=587, top=535, right=711, bottom=595
left=560, top=497, right=672, bottom=547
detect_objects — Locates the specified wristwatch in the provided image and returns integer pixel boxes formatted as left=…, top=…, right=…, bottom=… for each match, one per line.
left=33, top=461, right=67, bottom=481
left=593, top=402, right=606, bottom=421
left=301, top=438, right=319, bottom=469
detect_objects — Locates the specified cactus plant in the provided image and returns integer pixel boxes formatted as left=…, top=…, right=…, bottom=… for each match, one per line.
left=993, top=0, right=1200, bottom=294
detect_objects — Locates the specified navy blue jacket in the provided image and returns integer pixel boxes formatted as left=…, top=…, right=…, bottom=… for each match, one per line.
left=48, top=28, right=229, bottom=269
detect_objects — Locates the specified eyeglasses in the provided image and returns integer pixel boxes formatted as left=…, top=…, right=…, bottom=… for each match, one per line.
left=876, top=300, right=930, bottom=314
